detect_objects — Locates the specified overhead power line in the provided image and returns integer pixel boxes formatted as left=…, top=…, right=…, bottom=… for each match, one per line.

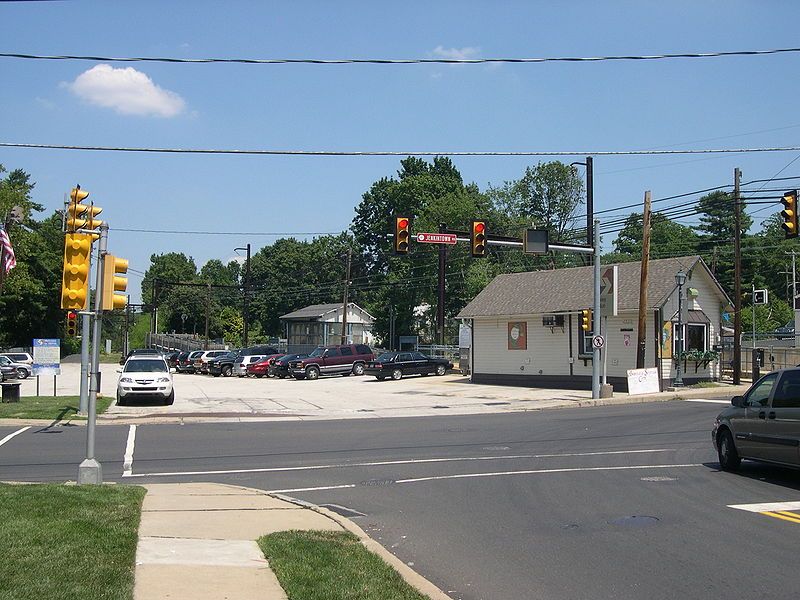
left=2, top=47, right=799, bottom=65
left=112, top=227, right=339, bottom=236
left=3, top=142, right=800, bottom=156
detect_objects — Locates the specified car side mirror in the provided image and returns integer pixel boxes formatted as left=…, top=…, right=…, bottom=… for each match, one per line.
left=116, top=368, right=122, bottom=374
left=731, top=395, right=745, bottom=408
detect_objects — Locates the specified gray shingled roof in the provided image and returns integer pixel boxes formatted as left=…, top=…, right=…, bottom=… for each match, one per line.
left=280, top=303, right=343, bottom=320
left=457, top=255, right=725, bottom=318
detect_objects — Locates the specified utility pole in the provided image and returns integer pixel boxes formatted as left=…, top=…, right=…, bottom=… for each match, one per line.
left=592, top=218, right=601, bottom=399
left=77, top=242, right=93, bottom=415
left=636, top=191, right=651, bottom=369
left=123, top=296, right=131, bottom=358
left=243, top=243, right=250, bottom=348
left=389, top=304, right=396, bottom=351
left=793, top=250, right=798, bottom=348
left=733, top=168, right=742, bottom=385
left=437, top=222, right=447, bottom=345
left=341, top=247, right=352, bottom=345
left=204, top=282, right=211, bottom=350
left=586, top=156, right=594, bottom=259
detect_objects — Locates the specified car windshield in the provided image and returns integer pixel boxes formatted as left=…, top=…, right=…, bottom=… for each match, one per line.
left=376, top=353, right=396, bottom=362
left=308, top=347, right=325, bottom=358
left=124, top=359, right=168, bottom=373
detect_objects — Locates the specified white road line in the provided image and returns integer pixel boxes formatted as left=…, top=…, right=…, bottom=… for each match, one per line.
left=123, top=425, right=136, bottom=477
left=121, top=448, right=674, bottom=478
left=266, top=463, right=703, bottom=494
left=0, top=426, right=30, bottom=449
left=728, top=500, right=800, bottom=513
left=682, top=399, right=730, bottom=404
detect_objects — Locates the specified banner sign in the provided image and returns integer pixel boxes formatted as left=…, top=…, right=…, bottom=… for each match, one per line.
left=32, top=338, right=61, bottom=376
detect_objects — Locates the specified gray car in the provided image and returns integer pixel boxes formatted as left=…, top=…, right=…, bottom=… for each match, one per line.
left=0, top=355, right=31, bottom=379
left=713, top=367, right=800, bottom=471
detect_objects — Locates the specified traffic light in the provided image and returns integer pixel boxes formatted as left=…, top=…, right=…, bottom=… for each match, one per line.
left=101, top=254, right=128, bottom=310
left=581, top=309, right=592, bottom=332
left=394, top=216, right=411, bottom=254
left=66, top=311, right=78, bottom=337
left=61, top=233, right=93, bottom=310
left=471, top=220, right=487, bottom=257
left=66, top=187, right=103, bottom=234
left=781, top=190, right=798, bottom=239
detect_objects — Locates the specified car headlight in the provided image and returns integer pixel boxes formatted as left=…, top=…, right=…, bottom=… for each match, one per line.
left=120, top=377, right=133, bottom=383
left=157, top=377, right=170, bottom=383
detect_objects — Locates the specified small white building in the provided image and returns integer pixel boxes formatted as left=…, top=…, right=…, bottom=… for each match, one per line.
left=280, top=302, right=375, bottom=353
left=456, top=255, right=732, bottom=392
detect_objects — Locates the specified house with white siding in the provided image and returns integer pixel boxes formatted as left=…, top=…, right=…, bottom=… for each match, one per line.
left=280, top=303, right=375, bottom=354
left=456, top=255, right=732, bottom=392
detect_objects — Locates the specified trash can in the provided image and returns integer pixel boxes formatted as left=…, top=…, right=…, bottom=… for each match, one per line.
left=1, top=382, right=21, bottom=403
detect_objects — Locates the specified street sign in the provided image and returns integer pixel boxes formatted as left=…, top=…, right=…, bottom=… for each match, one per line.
left=599, top=265, right=618, bottom=317
left=524, top=229, right=549, bottom=254
left=32, top=338, right=61, bottom=376
left=592, top=335, right=605, bottom=349
left=753, top=289, right=768, bottom=305
left=417, top=232, right=457, bottom=244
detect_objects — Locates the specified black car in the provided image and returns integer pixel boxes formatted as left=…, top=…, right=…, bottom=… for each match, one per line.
left=775, top=320, right=795, bottom=340
left=208, top=351, right=241, bottom=377
left=164, top=351, right=181, bottom=370
left=268, top=354, right=308, bottom=379
left=365, top=351, right=452, bottom=381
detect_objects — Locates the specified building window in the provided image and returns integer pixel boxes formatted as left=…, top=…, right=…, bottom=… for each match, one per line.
left=673, top=323, right=707, bottom=353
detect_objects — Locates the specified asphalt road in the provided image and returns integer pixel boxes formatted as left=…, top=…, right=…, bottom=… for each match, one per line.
left=2, top=399, right=799, bottom=600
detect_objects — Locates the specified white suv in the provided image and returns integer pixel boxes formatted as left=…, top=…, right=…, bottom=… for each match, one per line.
left=117, top=357, right=174, bottom=406
left=0, top=352, right=33, bottom=365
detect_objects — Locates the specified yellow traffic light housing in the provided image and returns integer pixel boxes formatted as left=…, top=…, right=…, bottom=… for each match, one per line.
left=471, top=220, right=487, bottom=257
left=70, top=187, right=89, bottom=204
left=581, top=309, right=592, bottom=332
left=66, top=311, right=78, bottom=337
left=66, top=203, right=103, bottom=232
left=781, top=190, right=798, bottom=239
left=61, top=233, right=92, bottom=310
left=102, top=254, right=128, bottom=310
left=394, top=216, right=411, bottom=254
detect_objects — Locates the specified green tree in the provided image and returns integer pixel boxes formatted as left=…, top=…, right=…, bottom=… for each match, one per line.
left=611, top=212, right=700, bottom=258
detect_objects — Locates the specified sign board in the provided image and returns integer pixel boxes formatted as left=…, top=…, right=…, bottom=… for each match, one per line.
left=599, top=265, right=618, bottom=317
left=417, top=233, right=457, bottom=244
left=32, top=338, right=60, bottom=376
left=753, top=289, right=768, bottom=305
left=592, top=335, right=605, bottom=349
left=627, top=367, right=660, bottom=395
left=524, top=229, right=549, bottom=254
left=458, top=323, right=471, bottom=348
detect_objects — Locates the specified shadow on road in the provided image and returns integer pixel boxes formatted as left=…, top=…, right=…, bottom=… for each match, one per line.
left=703, top=461, right=800, bottom=492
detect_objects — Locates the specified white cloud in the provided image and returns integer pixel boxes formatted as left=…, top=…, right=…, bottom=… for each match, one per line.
left=430, top=46, right=481, bottom=61
left=65, top=64, right=186, bottom=117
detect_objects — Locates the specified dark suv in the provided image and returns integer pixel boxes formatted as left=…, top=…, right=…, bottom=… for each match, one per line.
left=289, top=344, right=374, bottom=380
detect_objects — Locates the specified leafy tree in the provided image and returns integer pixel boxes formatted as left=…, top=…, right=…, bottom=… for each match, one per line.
left=141, top=252, right=198, bottom=307
left=612, top=212, right=700, bottom=258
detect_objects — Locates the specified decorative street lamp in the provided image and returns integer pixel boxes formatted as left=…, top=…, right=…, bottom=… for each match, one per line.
left=674, top=269, right=687, bottom=387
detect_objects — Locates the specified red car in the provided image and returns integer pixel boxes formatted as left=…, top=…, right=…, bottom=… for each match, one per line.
left=247, top=354, right=285, bottom=378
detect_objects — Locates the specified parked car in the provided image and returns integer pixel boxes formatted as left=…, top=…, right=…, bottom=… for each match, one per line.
left=233, top=346, right=280, bottom=377
left=116, top=356, right=174, bottom=406
left=164, top=351, right=181, bottom=370
left=174, top=351, right=190, bottom=371
left=713, top=367, right=800, bottom=471
left=193, top=350, right=228, bottom=374
left=0, top=352, right=33, bottom=365
left=0, top=361, right=18, bottom=382
left=119, top=348, right=163, bottom=365
left=290, top=344, right=374, bottom=380
left=177, top=350, right=204, bottom=373
left=247, top=354, right=286, bottom=378
left=208, top=351, right=241, bottom=377
left=775, top=320, right=795, bottom=340
left=269, top=354, right=307, bottom=379
left=365, top=351, right=452, bottom=381
left=0, top=355, right=32, bottom=379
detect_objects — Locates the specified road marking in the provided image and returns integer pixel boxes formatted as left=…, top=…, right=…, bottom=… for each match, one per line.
left=0, top=426, right=30, bottom=448
left=682, top=399, right=730, bottom=404
left=763, top=511, right=800, bottom=524
left=123, top=425, right=136, bottom=477
left=121, top=447, right=674, bottom=478
left=728, top=500, right=800, bottom=513
left=266, top=463, right=702, bottom=494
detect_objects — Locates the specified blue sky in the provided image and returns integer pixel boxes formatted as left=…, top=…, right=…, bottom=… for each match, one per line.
left=2, top=1, right=800, bottom=302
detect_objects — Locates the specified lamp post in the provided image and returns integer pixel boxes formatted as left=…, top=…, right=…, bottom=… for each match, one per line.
left=674, top=269, right=687, bottom=387
left=235, top=244, right=251, bottom=347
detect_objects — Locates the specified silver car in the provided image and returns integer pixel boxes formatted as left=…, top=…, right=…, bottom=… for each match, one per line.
left=713, top=367, right=800, bottom=471
left=0, top=355, right=31, bottom=379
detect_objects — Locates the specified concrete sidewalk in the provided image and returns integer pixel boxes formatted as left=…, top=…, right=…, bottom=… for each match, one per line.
left=134, top=482, right=451, bottom=600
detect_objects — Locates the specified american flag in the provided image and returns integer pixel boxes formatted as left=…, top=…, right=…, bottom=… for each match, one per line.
left=0, top=224, right=16, bottom=275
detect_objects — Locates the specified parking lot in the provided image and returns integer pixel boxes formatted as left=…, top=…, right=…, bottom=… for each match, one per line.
left=16, top=362, right=595, bottom=421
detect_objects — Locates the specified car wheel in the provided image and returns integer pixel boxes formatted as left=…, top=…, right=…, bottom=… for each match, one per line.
left=255, top=374, right=264, bottom=379
left=391, top=369, right=403, bottom=381
left=278, top=374, right=286, bottom=379
left=306, top=366, right=320, bottom=380
left=435, top=365, right=446, bottom=376
left=352, top=363, right=365, bottom=376
left=17, top=368, right=29, bottom=379
left=376, top=375, right=385, bottom=381
left=164, top=391, right=175, bottom=406
left=222, top=365, right=232, bottom=377
left=718, top=429, right=741, bottom=471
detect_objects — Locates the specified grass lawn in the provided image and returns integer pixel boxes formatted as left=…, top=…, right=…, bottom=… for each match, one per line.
left=0, top=483, right=145, bottom=600
left=260, top=530, right=430, bottom=600
left=0, top=395, right=113, bottom=420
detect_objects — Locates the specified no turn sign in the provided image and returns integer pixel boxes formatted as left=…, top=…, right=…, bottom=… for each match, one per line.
left=592, top=335, right=605, bottom=349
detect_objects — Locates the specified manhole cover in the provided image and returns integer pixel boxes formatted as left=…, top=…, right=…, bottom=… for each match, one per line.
left=608, top=515, right=660, bottom=527
left=360, top=479, right=396, bottom=487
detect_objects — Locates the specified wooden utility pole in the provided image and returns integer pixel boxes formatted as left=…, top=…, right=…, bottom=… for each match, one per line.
left=437, top=223, right=447, bottom=345
left=341, top=247, right=352, bottom=345
left=204, top=282, right=211, bottom=350
left=733, top=168, right=742, bottom=385
left=636, top=191, right=651, bottom=369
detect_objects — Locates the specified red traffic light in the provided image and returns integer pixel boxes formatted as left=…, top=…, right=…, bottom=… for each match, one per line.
left=474, top=222, right=485, bottom=234
left=398, top=218, right=409, bottom=229
left=67, top=311, right=77, bottom=319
